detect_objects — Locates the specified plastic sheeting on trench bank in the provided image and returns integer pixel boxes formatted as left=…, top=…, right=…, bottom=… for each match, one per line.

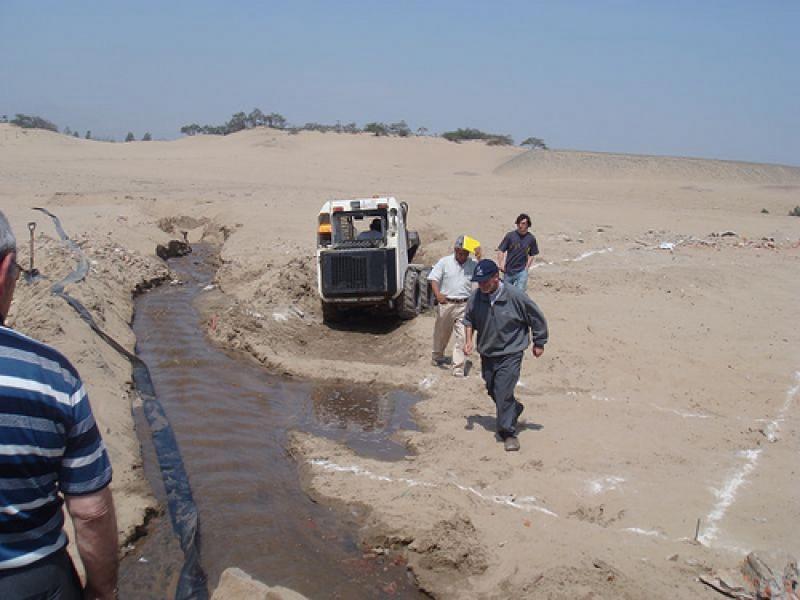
left=32, top=208, right=208, bottom=600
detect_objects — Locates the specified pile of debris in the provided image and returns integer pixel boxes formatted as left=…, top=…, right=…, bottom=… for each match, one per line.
left=633, top=229, right=800, bottom=252
left=700, top=552, right=799, bottom=599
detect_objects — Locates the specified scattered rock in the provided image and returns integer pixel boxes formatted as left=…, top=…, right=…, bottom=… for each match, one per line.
left=211, top=567, right=310, bottom=600
left=156, top=239, right=192, bottom=261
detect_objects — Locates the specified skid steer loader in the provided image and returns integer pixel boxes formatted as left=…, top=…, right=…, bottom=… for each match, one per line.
left=316, top=197, right=432, bottom=322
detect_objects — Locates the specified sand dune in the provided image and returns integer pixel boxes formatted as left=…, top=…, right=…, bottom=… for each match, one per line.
left=496, top=148, right=800, bottom=183
left=1, top=124, right=799, bottom=598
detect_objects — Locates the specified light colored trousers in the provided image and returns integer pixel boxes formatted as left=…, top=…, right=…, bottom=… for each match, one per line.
left=504, top=268, right=529, bottom=292
left=432, top=302, right=466, bottom=369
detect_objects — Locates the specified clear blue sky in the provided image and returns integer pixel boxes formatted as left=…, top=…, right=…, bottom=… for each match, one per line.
left=2, top=1, right=798, bottom=165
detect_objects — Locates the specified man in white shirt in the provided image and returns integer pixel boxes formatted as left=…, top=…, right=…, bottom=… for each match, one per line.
left=427, top=236, right=481, bottom=377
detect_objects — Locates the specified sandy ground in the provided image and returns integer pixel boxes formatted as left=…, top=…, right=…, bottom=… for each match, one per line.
left=1, top=123, right=799, bottom=598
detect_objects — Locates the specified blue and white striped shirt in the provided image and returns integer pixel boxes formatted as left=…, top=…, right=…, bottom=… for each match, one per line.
left=0, top=325, right=112, bottom=570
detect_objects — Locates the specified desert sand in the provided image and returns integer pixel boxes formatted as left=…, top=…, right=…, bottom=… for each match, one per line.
left=1, top=123, right=799, bottom=598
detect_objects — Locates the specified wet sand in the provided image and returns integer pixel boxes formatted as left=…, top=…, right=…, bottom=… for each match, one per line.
left=126, top=246, right=423, bottom=596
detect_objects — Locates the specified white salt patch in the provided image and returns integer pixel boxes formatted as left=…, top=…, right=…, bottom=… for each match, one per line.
left=310, top=459, right=558, bottom=517
left=418, top=376, right=435, bottom=389
left=310, top=459, right=433, bottom=488
left=272, top=312, right=288, bottom=322
left=699, top=449, right=761, bottom=544
left=623, top=528, right=665, bottom=538
left=571, top=247, right=613, bottom=262
left=699, top=371, right=799, bottom=545
left=650, top=404, right=710, bottom=419
left=530, top=247, right=611, bottom=269
left=588, top=476, right=625, bottom=495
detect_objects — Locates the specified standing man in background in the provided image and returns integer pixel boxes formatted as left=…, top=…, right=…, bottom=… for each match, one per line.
left=428, top=236, right=481, bottom=377
left=0, top=210, right=118, bottom=600
left=496, top=213, right=539, bottom=292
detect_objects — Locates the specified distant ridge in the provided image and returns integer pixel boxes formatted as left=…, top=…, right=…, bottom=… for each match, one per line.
left=495, top=149, right=800, bottom=183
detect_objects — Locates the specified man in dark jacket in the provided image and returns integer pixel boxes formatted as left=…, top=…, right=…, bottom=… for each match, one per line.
left=463, top=259, right=548, bottom=451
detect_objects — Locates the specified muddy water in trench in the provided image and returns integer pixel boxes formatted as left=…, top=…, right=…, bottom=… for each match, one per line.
left=120, top=246, right=424, bottom=598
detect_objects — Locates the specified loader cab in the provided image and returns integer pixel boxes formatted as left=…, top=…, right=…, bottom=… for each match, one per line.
left=316, top=197, right=428, bottom=322
left=317, top=199, right=417, bottom=259
left=331, top=211, right=387, bottom=247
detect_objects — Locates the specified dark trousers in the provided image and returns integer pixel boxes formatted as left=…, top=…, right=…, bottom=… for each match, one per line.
left=0, top=547, right=82, bottom=600
left=480, top=351, right=524, bottom=438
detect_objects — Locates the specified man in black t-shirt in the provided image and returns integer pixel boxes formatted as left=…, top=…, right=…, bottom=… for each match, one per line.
left=496, top=213, right=539, bottom=292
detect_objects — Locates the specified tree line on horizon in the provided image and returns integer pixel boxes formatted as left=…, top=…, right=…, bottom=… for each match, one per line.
left=179, top=108, right=548, bottom=148
left=180, top=109, right=287, bottom=136
left=3, top=110, right=548, bottom=149
left=5, top=113, right=152, bottom=142
left=180, top=108, right=549, bottom=150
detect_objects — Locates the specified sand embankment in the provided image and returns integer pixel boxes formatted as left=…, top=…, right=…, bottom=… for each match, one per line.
left=1, top=123, right=799, bottom=597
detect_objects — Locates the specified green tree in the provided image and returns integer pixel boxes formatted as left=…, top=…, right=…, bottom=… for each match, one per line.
left=180, top=123, right=201, bottom=136
left=63, top=126, right=72, bottom=136
left=125, top=132, right=135, bottom=142
left=247, top=108, right=265, bottom=127
left=11, top=113, right=58, bottom=132
left=266, top=112, right=286, bottom=129
left=487, top=134, right=513, bottom=146
left=442, top=127, right=513, bottom=146
left=441, top=128, right=485, bottom=142
left=73, top=131, right=79, bottom=138
left=416, top=126, right=428, bottom=136
left=85, top=130, right=92, bottom=139
left=142, top=132, right=152, bottom=141
left=226, top=111, right=248, bottom=134
left=364, top=122, right=389, bottom=136
left=521, top=137, right=548, bottom=150
left=389, top=120, right=411, bottom=137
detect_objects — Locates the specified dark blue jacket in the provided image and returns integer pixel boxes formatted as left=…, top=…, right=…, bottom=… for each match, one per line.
left=464, top=283, right=548, bottom=357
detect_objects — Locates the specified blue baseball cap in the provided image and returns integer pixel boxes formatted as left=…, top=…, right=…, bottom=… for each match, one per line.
left=471, top=259, right=499, bottom=282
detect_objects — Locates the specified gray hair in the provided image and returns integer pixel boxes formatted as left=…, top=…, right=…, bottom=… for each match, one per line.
left=0, top=210, right=17, bottom=259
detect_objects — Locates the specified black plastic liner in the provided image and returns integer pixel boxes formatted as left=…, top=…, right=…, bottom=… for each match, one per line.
left=33, top=208, right=208, bottom=599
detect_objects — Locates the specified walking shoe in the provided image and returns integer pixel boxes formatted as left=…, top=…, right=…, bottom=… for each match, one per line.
left=452, top=368, right=465, bottom=377
left=431, top=357, right=446, bottom=368
left=515, top=402, right=525, bottom=419
left=504, top=436, right=520, bottom=452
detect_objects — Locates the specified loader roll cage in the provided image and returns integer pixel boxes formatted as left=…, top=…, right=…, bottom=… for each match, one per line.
left=330, top=209, right=389, bottom=249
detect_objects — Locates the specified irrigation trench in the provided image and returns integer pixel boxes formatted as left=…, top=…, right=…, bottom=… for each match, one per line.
left=32, top=210, right=423, bottom=599
left=33, top=208, right=207, bottom=599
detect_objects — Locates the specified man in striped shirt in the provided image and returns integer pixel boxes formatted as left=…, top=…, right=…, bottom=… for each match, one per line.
left=0, top=210, right=118, bottom=599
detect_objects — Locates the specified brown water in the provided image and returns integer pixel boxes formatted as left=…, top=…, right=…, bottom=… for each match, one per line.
left=119, top=246, right=425, bottom=598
